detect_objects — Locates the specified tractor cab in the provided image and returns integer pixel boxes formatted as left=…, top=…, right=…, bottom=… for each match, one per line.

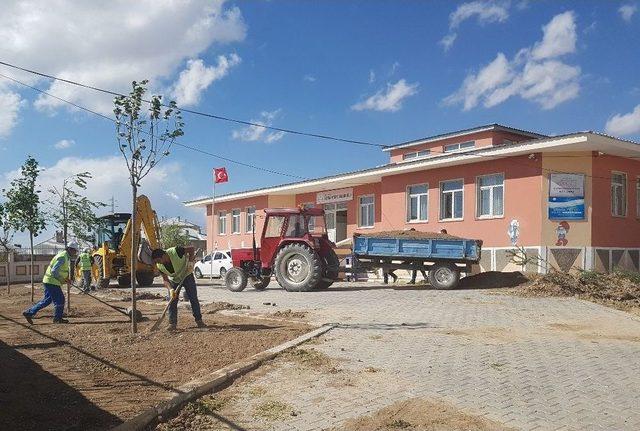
left=95, top=213, right=131, bottom=251
left=226, top=207, right=340, bottom=293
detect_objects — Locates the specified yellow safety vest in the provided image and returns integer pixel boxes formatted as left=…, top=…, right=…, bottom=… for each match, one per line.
left=156, top=247, right=191, bottom=284
left=78, top=252, right=92, bottom=270
left=43, top=251, right=70, bottom=287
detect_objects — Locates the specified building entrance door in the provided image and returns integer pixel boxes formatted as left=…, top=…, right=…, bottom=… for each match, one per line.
left=324, top=203, right=348, bottom=243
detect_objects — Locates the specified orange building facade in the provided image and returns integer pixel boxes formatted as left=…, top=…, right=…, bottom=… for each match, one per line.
left=186, top=124, right=640, bottom=273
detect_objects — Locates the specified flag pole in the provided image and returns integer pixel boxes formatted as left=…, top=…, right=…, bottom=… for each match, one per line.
left=210, top=173, right=215, bottom=282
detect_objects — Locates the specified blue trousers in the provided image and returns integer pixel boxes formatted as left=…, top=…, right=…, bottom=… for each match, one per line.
left=25, top=283, right=65, bottom=320
left=168, top=273, right=202, bottom=325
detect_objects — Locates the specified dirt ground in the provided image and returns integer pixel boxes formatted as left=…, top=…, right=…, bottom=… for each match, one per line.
left=0, top=285, right=310, bottom=431
left=338, top=398, right=513, bottom=431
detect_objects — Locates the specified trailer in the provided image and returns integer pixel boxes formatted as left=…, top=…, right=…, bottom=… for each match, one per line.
left=351, top=231, right=483, bottom=289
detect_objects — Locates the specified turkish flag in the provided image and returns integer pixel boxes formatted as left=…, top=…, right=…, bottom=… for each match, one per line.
left=214, top=167, right=229, bottom=184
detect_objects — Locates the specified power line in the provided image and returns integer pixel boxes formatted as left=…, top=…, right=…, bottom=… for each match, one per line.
left=0, top=72, right=305, bottom=180
left=0, top=60, right=385, bottom=148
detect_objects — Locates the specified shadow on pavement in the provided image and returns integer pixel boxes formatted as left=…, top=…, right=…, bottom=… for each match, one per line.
left=0, top=339, right=121, bottom=431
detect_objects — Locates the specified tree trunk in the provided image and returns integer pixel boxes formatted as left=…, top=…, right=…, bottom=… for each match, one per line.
left=130, top=184, right=138, bottom=334
left=6, top=251, right=11, bottom=295
left=29, top=232, right=34, bottom=302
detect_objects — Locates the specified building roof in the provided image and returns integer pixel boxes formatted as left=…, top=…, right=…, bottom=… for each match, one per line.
left=381, top=123, right=547, bottom=152
left=184, top=131, right=640, bottom=208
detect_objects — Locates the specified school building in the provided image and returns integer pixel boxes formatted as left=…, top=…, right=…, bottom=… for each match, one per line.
left=185, top=124, right=640, bottom=273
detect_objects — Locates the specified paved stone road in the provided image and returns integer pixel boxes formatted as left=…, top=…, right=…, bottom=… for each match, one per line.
left=145, top=280, right=640, bottom=430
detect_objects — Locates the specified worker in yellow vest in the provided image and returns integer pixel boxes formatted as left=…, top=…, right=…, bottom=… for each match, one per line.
left=76, top=248, right=94, bottom=292
left=151, top=245, right=205, bottom=331
left=23, top=241, right=79, bottom=324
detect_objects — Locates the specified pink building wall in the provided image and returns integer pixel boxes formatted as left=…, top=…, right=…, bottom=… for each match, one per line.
left=206, top=195, right=268, bottom=251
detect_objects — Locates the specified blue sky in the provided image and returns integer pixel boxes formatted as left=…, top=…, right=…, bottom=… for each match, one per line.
left=1, top=0, right=639, bottom=244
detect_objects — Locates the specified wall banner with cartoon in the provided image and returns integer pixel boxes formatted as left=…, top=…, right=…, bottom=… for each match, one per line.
left=548, top=173, right=585, bottom=220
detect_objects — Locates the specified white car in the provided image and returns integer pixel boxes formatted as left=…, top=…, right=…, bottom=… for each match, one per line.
left=194, top=250, right=233, bottom=279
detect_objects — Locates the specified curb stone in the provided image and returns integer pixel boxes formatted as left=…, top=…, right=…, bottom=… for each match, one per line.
left=111, top=324, right=335, bottom=431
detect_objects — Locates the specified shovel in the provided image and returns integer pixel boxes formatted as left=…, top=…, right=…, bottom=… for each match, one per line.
left=70, top=282, right=144, bottom=322
left=149, top=280, right=184, bottom=332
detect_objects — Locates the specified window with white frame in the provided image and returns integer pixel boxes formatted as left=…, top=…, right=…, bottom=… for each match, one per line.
left=443, top=141, right=475, bottom=153
left=403, top=149, right=430, bottom=161
left=359, top=195, right=375, bottom=227
left=231, top=209, right=240, bottom=233
left=218, top=211, right=227, bottom=235
left=407, top=184, right=428, bottom=222
left=477, top=174, right=504, bottom=218
left=637, top=178, right=640, bottom=217
left=246, top=206, right=255, bottom=233
left=440, top=179, right=464, bottom=220
left=611, top=172, right=627, bottom=217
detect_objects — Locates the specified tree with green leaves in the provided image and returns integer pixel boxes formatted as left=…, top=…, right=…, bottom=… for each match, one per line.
left=4, top=156, right=47, bottom=301
left=47, top=172, right=106, bottom=246
left=114, top=80, right=184, bottom=333
left=161, top=223, right=190, bottom=249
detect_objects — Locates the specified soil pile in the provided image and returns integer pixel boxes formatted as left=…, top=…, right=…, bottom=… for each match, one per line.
left=354, top=230, right=465, bottom=240
left=459, top=271, right=529, bottom=289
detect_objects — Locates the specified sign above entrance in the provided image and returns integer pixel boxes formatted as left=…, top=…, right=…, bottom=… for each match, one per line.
left=317, top=188, right=353, bottom=204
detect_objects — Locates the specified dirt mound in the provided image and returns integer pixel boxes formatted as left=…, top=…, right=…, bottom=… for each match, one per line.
left=119, top=292, right=164, bottom=301
left=459, top=271, right=529, bottom=289
left=518, top=271, right=640, bottom=313
left=271, top=309, right=308, bottom=319
left=354, top=230, right=464, bottom=240
left=338, top=398, right=512, bottom=431
left=203, top=301, right=250, bottom=314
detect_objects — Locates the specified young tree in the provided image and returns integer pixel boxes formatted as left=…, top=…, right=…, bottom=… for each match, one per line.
left=161, top=223, right=191, bottom=249
left=4, top=156, right=47, bottom=301
left=114, top=80, right=184, bottom=333
left=0, top=203, right=15, bottom=293
left=48, top=172, right=106, bottom=245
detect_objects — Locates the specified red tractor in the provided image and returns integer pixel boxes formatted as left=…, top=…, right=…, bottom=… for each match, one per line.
left=224, top=207, right=340, bottom=292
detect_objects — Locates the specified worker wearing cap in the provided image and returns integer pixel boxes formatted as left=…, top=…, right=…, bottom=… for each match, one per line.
left=23, top=241, right=79, bottom=324
left=151, top=245, right=205, bottom=331
left=76, top=248, right=94, bottom=292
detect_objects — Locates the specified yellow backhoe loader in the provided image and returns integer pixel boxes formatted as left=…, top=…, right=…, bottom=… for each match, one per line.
left=92, top=195, right=161, bottom=288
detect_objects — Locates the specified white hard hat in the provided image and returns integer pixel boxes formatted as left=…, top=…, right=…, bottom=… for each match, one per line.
left=67, top=241, right=79, bottom=251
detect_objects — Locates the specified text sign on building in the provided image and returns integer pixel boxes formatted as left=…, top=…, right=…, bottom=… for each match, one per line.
left=316, top=188, right=353, bottom=204
left=549, top=173, right=585, bottom=220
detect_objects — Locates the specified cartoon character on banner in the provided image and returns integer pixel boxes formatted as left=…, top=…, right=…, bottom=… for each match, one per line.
left=555, top=221, right=570, bottom=246
left=507, top=219, right=520, bottom=246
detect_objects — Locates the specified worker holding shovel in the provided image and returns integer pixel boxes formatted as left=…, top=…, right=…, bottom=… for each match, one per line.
left=151, top=246, right=206, bottom=331
left=23, top=241, right=79, bottom=324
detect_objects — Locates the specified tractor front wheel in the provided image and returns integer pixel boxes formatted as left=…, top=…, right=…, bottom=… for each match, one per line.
left=136, top=271, right=155, bottom=287
left=117, top=274, right=131, bottom=288
left=275, top=243, right=322, bottom=292
left=252, top=276, right=271, bottom=290
left=225, top=267, right=248, bottom=292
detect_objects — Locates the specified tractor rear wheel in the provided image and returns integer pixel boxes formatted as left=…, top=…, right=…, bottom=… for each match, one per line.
left=428, top=262, right=459, bottom=290
left=136, top=271, right=155, bottom=287
left=275, top=243, right=322, bottom=292
left=95, top=255, right=110, bottom=289
left=225, top=267, right=248, bottom=292
left=252, top=276, right=271, bottom=290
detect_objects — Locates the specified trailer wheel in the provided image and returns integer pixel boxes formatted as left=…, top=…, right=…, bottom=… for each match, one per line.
left=275, top=243, right=322, bottom=292
left=428, top=263, right=460, bottom=290
left=225, top=267, right=248, bottom=292
left=252, top=276, right=271, bottom=290
left=95, top=255, right=110, bottom=289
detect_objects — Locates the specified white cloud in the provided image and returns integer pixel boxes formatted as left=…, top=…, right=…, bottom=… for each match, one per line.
left=531, top=11, right=577, bottom=60
left=445, top=11, right=580, bottom=110
left=619, top=4, right=638, bottom=22
left=54, top=139, right=75, bottom=150
left=439, top=33, right=458, bottom=52
left=232, top=110, right=286, bottom=143
left=441, top=1, right=510, bottom=51
left=351, top=79, right=419, bottom=113
left=0, top=91, right=23, bottom=138
left=605, top=105, right=640, bottom=136
left=390, top=62, right=400, bottom=75
left=1, top=155, right=199, bottom=241
left=166, top=191, right=180, bottom=200
left=0, top=0, right=246, bottom=122
left=303, top=74, right=317, bottom=82
left=368, top=70, right=376, bottom=84
left=171, top=54, right=241, bottom=106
